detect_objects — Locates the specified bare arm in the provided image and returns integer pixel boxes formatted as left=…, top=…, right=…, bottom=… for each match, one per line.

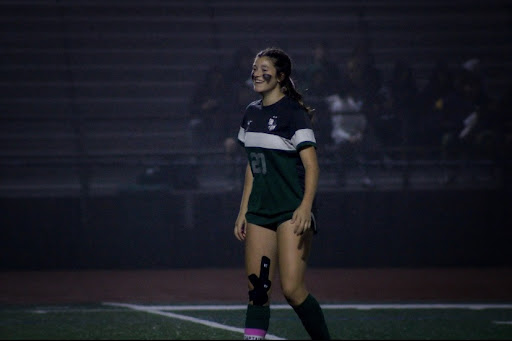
left=234, top=163, right=253, bottom=241
left=291, top=146, right=320, bottom=235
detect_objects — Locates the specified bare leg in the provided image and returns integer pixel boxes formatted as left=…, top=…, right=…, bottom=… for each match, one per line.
left=245, top=223, right=278, bottom=301
left=276, top=220, right=312, bottom=306
left=277, top=220, right=331, bottom=339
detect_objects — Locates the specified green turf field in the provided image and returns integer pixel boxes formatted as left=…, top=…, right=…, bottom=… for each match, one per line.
left=1, top=303, right=511, bottom=340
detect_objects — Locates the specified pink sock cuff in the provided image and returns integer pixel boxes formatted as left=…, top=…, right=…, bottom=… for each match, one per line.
left=244, top=328, right=267, bottom=337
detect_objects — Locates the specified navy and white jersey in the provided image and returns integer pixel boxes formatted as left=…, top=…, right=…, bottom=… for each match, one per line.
left=237, top=96, right=316, bottom=227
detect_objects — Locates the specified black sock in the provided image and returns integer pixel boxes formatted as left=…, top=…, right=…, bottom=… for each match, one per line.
left=244, top=304, right=270, bottom=339
left=292, top=294, right=331, bottom=340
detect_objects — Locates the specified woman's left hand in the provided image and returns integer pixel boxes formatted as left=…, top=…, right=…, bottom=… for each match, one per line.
left=290, top=205, right=311, bottom=235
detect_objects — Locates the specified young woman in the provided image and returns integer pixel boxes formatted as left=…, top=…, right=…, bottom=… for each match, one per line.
left=234, top=47, right=331, bottom=340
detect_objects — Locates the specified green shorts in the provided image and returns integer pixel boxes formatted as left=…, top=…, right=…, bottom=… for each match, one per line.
left=246, top=211, right=318, bottom=234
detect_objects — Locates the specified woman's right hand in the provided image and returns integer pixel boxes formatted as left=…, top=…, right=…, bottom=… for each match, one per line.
left=234, top=213, right=247, bottom=241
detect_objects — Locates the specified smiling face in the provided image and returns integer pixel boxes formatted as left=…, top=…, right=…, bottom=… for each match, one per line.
left=251, top=56, right=283, bottom=97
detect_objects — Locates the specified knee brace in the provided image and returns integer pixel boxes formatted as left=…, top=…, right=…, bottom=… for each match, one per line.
left=248, top=256, right=271, bottom=306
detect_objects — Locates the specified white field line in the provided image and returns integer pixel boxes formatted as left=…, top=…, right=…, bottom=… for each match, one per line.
left=104, top=303, right=512, bottom=311
left=104, top=302, right=286, bottom=340
left=493, top=321, right=512, bottom=325
left=30, top=308, right=126, bottom=314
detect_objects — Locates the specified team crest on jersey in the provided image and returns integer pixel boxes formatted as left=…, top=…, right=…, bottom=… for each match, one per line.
left=267, top=116, right=278, bottom=131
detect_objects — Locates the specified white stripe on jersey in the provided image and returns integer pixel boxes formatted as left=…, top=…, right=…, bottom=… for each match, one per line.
left=239, top=128, right=315, bottom=152
left=291, top=128, right=316, bottom=146
left=244, top=132, right=295, bottom=151
left=237, top=126, right=246, bottom=144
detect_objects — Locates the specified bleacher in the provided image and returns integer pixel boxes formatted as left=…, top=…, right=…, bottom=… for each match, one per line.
left=1, top=0, right=510, bottom=196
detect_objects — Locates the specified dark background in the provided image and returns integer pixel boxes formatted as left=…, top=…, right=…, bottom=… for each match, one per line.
left=1, top=0, right=511, bottom=270
left=1, top=189, right=510, bottom=269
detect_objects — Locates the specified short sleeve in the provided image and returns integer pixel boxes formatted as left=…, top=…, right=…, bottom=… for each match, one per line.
left=291, top=108, right=316, bottom=151
left=237, top=104, right=251, bottom=146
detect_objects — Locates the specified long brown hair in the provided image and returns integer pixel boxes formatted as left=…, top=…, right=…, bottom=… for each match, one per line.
left=256, top=47, right=315, bottom=121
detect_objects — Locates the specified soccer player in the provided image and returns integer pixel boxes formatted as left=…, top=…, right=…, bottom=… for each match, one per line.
left=234, top=47, right=331, bottom=340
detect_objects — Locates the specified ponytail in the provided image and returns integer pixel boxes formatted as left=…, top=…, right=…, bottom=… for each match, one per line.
left=281, top=77, right=315, bottom=122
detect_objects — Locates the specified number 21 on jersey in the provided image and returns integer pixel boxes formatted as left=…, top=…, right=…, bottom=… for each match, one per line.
left=250, top=152, right=267, bottom=174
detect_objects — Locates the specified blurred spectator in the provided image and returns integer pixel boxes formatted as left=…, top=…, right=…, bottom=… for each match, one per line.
left=468, top=82, right=511, bottom=170
left=303, top=67, right=335, bottom=150
left=417, top=60, right=456, bottom=147
left=377, top=60, right=420, bottom=150
left=498, top=85, right=512, bottom=162
left=137, top=65, right=229, bottom=190
left=342, top=42, right=382, bottom=106
left=222, top=46, right=258, bottom=156
left=302, top=41, right=343, bottom=96
left=436, top=60, right=491, bottom=184
left=440, top=69, right=480, bottom=151
left=223, top=46, right=259, bottom=188
left=497, top=86, right=512, bottom=161
left=188, top=64, right=229, bottom=148
left=223, top=46, right=258, bottom=122
left=474, top=95, right=502, bottom=161
left=456, top=59, right=508, bottom=163
left=224, top=46, right=256, bottom=91
left=301, top=42, right=343, bottom=152
left=222, top=47, right=259, bottom=187
left=327, top=44, right=383, bottom=187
